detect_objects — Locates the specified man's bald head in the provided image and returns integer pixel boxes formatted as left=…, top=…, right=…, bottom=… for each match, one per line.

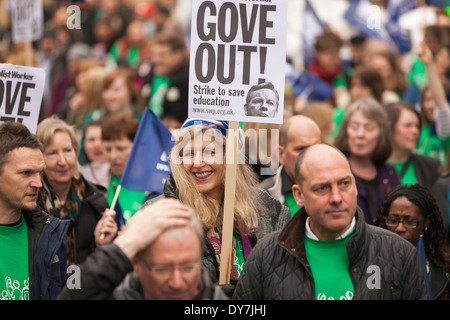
left=294, top=143, right=350, bottom=186
left=279, top=115, right=321, bottom=147
left=279, top=115, right=321, bottom=181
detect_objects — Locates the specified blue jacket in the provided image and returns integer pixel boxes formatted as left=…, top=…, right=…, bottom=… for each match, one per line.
left=23, top=207, right=69, bottom=300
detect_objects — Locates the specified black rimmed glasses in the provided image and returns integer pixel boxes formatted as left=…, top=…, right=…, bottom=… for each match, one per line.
left=385, top=217, right=424, bottom=229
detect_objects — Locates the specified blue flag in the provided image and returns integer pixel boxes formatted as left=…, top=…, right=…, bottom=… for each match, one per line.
left=286, top=63, right=333, bottom=101
left=386, top=0, right=416, bottom=54
left=119, top=108, right=174, bottom=194
left=426, top=0, right=446, bottom=7
left=344, top=0, right=413, bottom=54
left=402, top=81, right=421, bottom=106
left=344, top=0, right=394, bottom=49
left=387, top=0, right=417, bottom=21
left=302, top=0, right=326, bottom=66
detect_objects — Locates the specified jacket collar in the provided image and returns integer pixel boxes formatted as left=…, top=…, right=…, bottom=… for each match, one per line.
left=163, top=173, right=179, bottom=199
left=22, top=206, right=50, bottom=231
left=278, top=206, right=368, bottom=262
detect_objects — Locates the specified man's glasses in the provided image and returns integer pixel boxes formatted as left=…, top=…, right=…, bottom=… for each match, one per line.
left=385, top=217, right=424, bottom=229
left=146, top=262, right=201, bottom=278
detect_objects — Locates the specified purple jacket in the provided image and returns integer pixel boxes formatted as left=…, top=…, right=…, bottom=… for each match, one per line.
left=353, top=162, right=401, bottom=224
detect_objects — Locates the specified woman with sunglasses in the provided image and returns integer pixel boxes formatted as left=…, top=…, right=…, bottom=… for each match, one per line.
left=374, top=184, right=450, bottom=299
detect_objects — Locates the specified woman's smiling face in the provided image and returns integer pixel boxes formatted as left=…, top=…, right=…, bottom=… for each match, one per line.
left=181, top=138, right=224, bottom=201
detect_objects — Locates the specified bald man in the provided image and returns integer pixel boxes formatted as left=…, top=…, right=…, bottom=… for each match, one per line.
left=234, top=144, right=428, bottom=300
left=259, top=115, right=321, bottom=217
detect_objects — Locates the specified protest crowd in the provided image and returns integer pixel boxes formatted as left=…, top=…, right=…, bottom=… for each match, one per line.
left=1, top=0, right=450, bottom=302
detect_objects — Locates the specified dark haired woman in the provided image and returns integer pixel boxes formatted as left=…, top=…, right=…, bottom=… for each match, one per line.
left=375, top=184, right=450, bottom=300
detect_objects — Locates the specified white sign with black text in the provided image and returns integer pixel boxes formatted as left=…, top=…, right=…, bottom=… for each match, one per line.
left=10, top=0, right=44, bottom=43
left=0, top=64, right=46, bottom=133
left=188, top=0, right=287, bottom=124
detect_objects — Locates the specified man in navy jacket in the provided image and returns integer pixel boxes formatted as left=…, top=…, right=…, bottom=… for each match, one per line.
left=0, top=122, right=68, bottom=300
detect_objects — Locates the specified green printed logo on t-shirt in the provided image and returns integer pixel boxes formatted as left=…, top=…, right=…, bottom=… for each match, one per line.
left=305, top=232, right=355, bottom=300
left=0, top=216, right=29, bottom=300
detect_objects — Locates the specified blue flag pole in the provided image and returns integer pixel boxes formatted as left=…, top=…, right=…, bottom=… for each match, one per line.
left=417, top=235, right=435, bottom=300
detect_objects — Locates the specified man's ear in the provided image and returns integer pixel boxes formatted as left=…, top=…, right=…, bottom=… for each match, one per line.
left=130, top=256, right=139, bottom=271
left=351, top=174, right=358, bottom=197
left=292, top=184, right=304, bottom=207
left=244, top=103, right=248, bottom=115
left=278, top=145, right=286, bottom=165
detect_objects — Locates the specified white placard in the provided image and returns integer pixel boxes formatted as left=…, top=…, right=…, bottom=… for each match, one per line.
left=188, top=0, right=287, bottom=124
left=10, top=0, right=44, bottom=43
left=0, top=64, right=46, bottom=133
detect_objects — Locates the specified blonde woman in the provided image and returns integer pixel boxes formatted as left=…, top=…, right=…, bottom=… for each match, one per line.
left=66, top=65, right=107, bottom=132
left=145, top=118, right=290, bottom=284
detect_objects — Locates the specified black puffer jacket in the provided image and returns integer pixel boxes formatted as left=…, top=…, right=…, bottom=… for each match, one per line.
left=74, top=178, right=110, bottom=264
left=143, top=174, right=291, bottom=283
left=233, top=207, right=429, bottom=300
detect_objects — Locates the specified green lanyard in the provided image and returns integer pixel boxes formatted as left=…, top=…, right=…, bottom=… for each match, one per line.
left=149, top=75, right=171, bottom=117
left=284, top=190, right=301, bottom=217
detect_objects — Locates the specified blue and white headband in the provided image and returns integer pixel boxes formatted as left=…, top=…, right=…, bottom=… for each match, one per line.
left=181, top=118, right=244, bottom=149
left=181, top=118, right=228, bottom=136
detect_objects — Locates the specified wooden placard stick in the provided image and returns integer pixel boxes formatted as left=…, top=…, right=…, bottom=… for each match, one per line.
left=25, top=41, right=32, bottom=66
left=219, top=121, right=239, bottom=285
left=100, top=185, right=121, bottom=240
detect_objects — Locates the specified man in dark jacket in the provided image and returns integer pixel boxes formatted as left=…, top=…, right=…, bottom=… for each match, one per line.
left=0, top=122, right=69, bottom=300
left=140, top=31, right=189, bottom=130
left=233, top=144, right=429, bottom=300
left=58, top=198, right=228, bottom=300
left=258, top=115, right=321, bottom=217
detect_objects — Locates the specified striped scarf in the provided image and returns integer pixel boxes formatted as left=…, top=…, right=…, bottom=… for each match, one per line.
left=206, top=228, right=240, bottom=279
left=38, top=176, right=85, bottom=265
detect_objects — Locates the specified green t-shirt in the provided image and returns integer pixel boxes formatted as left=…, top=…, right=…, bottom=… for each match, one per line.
left=233, top=232, right=245, bottom=276
left=284, top=190, right=301, bottom=217
left=0, top=216, right=29, bottom=300
left=107, top=175, right=147, bottom=224
left=407, top=57, right=428, bottom=90
left=390, top=161, right=418, bottom=185
left=333, top=72, right=348, bottom=89
left=148, top=75, right=171, bottom=118
left=304, top=229, right=355, bottom=300
left=416, top=123, right=450, bottom=165
left=332, top=107, right=346, bottom=140
left=109, top=41, right=140, bottom=68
